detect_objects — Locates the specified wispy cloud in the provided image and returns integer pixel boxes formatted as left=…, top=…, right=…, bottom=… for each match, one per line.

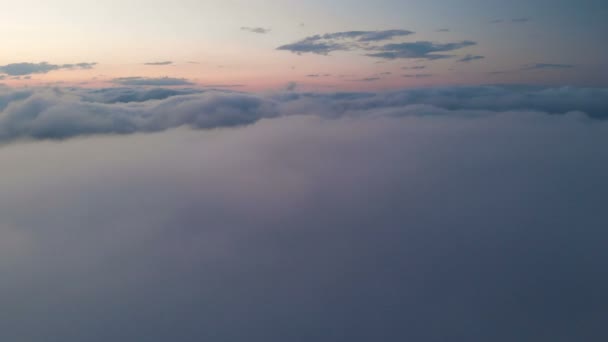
left=200, top=84, right=246, bottom=88
left=522, top=63, right=574, bottom=70
left=241, top=27, right=271, bottom=34
left=112, top=77, right=194, bottom=86
left=351, top=77, right=381, bottom=82
left=367, top=41, right=476, bottom=60
left=144, top=61, right=173, bottom=66
left=490, top=63, right=575, bottom=74
left=285, top=82, right=298, bottom=91
left=512, top=17, right=531, bottom=23
left=490, top=18, right=532, bottom=24
left=402, top=74, right=433, bottom=78
left=277, top=29, right=415, bottom=55
left=457, top=54, right=485, bottom=63
left=0, top=62, right=97, bottom=76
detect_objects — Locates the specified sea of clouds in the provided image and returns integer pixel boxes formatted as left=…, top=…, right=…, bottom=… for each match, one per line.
left=0, top=84, right=607, bottom=341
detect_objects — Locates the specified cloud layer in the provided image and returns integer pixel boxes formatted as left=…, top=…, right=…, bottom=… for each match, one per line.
left=0, top=85, right=607, bottom=144
left=0, top=88, right=606, bottom=341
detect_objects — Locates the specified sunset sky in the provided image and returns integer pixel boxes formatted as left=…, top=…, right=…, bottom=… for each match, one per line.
left=1, top=0, right=607, bottom=90
left=1, top=2, right=607, bottom=341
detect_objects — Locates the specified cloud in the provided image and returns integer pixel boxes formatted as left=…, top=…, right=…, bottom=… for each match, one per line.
left=367, top=40, right=477, bottom=60
left=112, top=77, right=194, bottom=86
left=490, top=18, right=531, bottom=24
left=285, top=82, right=298, bottom=91
left=241, top=26, right=271, bottom=34
left=491, top=63, right=575, bottom=74
left=306, top=74, right=331, bottom=78
left=0, top=85, right=606, bottom=146
left=61, top=62, right=97, bottom=70
left=0, top=88, right=278, bottom=141
left=512, top=17, right=531, bottom=23
left=353, top=30, right=416, bottom=42
left=436, top=28, right=450, bottom=32
left=523, top=63, right=575, bottom=70
left=351, top=77, right=381, bottom=82
left=0, top=62, right=97, bottom=76
left=271, top=85, right=608, bottom=119
left=403, top=74, right=433, bottom=78
left=277, top=29, right=414, bottom=55
left=144, top=61, right=173, bottom=66
left=200, top=84, right=246, bottom=88
left=457, top=54, right=485, bottom=63
left=403, top=65, right=426, bottom=70
left=81, top=87, right=202, bottom=103
left=0, top=92, right=606, bottom=341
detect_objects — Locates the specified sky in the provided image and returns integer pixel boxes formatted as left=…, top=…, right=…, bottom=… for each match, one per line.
left=1, top=0, right=607, bottom=90
left=1, top=2, right=608, bottom=341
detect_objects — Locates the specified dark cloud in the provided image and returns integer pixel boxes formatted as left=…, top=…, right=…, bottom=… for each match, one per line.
left=457, top=54, right=485, bottom=63
left=0, top=93, right=606, bottom=342
left=306, top=74, right=331, bottom=78
left=277, top=29, right=415, bottom=55
left=240, top=26, right=271, bottom=34
left=112, top=77, right=194, bottom=86
left=144, top=61, right=173, bottom=66
left=367, top=40, right=477, bottom=60
left=436, top=28, right=450, bottom=32
left=0, top=62, right=97, bottom=76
